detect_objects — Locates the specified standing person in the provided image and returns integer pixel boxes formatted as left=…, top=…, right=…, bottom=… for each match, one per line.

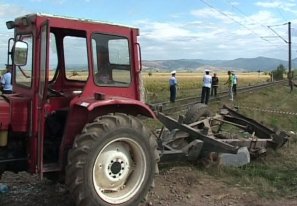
left=169, top=70, right=177, bottom=103
left=224, top=70, right=233, bottom=101
left=200, top=69, right=212, bottom=104
left=232, top=72, right=238, bottom=96
left=0, top=64, right=13, bottom=94
left=210, top=73, right=219, bottom=97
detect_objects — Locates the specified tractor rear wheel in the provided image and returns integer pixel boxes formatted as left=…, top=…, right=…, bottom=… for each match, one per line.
left=184, top=103, right=211, bottom=124
left=66, top=113, right=159, bottom=206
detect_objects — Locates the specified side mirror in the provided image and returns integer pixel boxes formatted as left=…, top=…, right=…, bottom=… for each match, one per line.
left=13, top=41, right=28, bottom=66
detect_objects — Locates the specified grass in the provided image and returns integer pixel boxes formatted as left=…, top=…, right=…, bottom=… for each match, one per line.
left=235, top=84, right=297, bottom=131
left=203, top=84, right=297, bottom=199
left=206, top=142, right=297, bottom=198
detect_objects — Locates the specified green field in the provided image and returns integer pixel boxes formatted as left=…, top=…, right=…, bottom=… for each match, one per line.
left=205, top=84, right=297, bottom=198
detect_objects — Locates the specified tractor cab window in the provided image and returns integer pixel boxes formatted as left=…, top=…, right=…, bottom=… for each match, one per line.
left=92, top=34, right=131, bottom=87
left=64, top=36, right=88, bottom=81
left=48, top=33, right=58, bottom=81
left=15, top=34, right=33, bottom=87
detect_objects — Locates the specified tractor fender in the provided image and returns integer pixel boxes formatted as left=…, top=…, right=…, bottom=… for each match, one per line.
left=74, top=97, right=156, bottom=118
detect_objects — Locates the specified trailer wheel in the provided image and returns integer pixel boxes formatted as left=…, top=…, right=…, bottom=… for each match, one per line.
left=184, top=103, right=211, bottom=124
left=66, top=113, right=159, bottom=206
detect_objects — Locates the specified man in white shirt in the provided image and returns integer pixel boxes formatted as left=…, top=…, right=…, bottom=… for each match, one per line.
left=232, top=72, right=238, bottom=96
left=0, top=64, right=13, bottom=94
left=200, top=69, right=212, bottom=104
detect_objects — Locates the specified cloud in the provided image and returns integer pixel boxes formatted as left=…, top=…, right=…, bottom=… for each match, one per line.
left=255, top=1, right=297, bottom=14
left=0, top=4, right=29, bottom=64
left=190, top=8, right=240, bottom=24
left=0, top=4, right=29, bottom=18
left=138, top=20, right=201, bottom=42
left=29, top=0, right=66, bottom=4
left=136, top=4, right=291, bottom=61
left=246, top=10, right=280, bottom=25
left=255, top=0, right=295, bottom=9
left=229, top=1, right=240, bottom=6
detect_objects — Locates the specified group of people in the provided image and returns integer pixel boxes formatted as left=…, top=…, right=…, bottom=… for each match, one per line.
left=169, top=69, right=238, bottom=104
left=0, top=64, right=13, bottom=94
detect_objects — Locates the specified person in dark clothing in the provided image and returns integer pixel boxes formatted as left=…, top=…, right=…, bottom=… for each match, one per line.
left=169, top=70, right=177, bottom=102
left=210, top=73, right=219, bottom=97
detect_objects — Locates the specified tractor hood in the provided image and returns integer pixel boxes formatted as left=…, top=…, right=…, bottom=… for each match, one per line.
left=0, top=96, right=10, bottom=130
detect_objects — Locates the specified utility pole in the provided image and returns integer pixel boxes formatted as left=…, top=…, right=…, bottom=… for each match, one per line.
left=265, top=22, right=293, bottom=91
left=288, top=22, right=293, bottom=92
left=288, top=22, right=291, bottom=75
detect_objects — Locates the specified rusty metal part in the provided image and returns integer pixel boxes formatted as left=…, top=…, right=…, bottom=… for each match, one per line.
left=156, top=104, right=289, bottom=164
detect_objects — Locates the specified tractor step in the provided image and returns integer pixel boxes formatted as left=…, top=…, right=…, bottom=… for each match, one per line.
left=42, top=163, right=61, bottom=172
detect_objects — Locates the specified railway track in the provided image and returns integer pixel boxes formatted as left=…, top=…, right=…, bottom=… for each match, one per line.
left=149, top=80, right=287, bottom=114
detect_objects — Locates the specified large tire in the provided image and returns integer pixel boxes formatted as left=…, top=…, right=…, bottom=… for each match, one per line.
left=66, top=113, right=159, bottom=206
left=183, top=103, right=211, bottom=124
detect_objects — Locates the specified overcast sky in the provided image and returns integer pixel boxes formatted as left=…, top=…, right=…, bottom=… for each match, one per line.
left=0, top=0, right=296, bottom=64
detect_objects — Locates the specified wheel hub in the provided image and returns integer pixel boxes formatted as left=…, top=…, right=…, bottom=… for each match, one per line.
left=109, top=159, right=125, bottom=179
left=93, top=142, right=131, bottom=190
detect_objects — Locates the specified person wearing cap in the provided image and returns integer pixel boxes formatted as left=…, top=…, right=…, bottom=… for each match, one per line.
left=200, top=69, right=212, bottom=104
left=169, top=70, right=177, bottom=103
left=0, top=64, right=13, bottom=94
left=210, top=73, right=219, bottom=97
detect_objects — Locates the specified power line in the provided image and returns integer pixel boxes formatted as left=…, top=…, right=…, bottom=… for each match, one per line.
left=270, top=0, right=288, bottom=22
left=199, top=0, right=274, bottom=44
left=223, top=0, right=283, bottom=43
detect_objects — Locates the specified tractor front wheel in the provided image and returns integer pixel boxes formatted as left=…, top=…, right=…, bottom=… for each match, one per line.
left=66, top=113, right=158, bottom=206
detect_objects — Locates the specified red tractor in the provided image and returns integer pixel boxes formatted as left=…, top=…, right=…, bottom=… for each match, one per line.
left=0, top=13, right=159, bottom=206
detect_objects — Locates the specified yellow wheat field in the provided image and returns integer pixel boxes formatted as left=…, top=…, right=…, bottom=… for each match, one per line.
left=142, top=71, right=271, bottom=103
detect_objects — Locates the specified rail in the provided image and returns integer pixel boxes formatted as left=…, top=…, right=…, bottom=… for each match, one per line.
left=149, top=80, right=287, bottom=114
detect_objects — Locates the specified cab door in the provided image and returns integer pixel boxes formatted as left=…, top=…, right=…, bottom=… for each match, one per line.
left=37, top=20, right=49, bottom=178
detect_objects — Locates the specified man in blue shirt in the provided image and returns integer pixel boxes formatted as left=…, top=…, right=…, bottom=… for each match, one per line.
left=1, top=65, right=13, bottom=94
left=169, top=70, right=177, bottom=102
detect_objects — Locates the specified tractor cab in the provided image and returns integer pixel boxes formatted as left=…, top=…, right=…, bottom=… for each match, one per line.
left=1, top=13, right=154, bottom=176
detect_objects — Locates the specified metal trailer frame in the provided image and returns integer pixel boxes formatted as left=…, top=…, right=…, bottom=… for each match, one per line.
left=155, top=105, right=288, bottom=164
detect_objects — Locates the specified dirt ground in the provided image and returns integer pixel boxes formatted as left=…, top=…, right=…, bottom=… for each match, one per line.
left=1, top=165, right=296, bottom=206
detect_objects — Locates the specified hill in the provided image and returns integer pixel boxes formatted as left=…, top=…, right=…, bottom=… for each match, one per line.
left=143, top=56, right=296, bottom=72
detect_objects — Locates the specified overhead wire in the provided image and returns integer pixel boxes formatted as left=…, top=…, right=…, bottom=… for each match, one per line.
left=199, top=0, right=278, bottom=44
left=199, top=0, right=293, bottom=63
left=270, top=0, right=288, bottom=22
left=223, top=0, right=286, bottom=45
